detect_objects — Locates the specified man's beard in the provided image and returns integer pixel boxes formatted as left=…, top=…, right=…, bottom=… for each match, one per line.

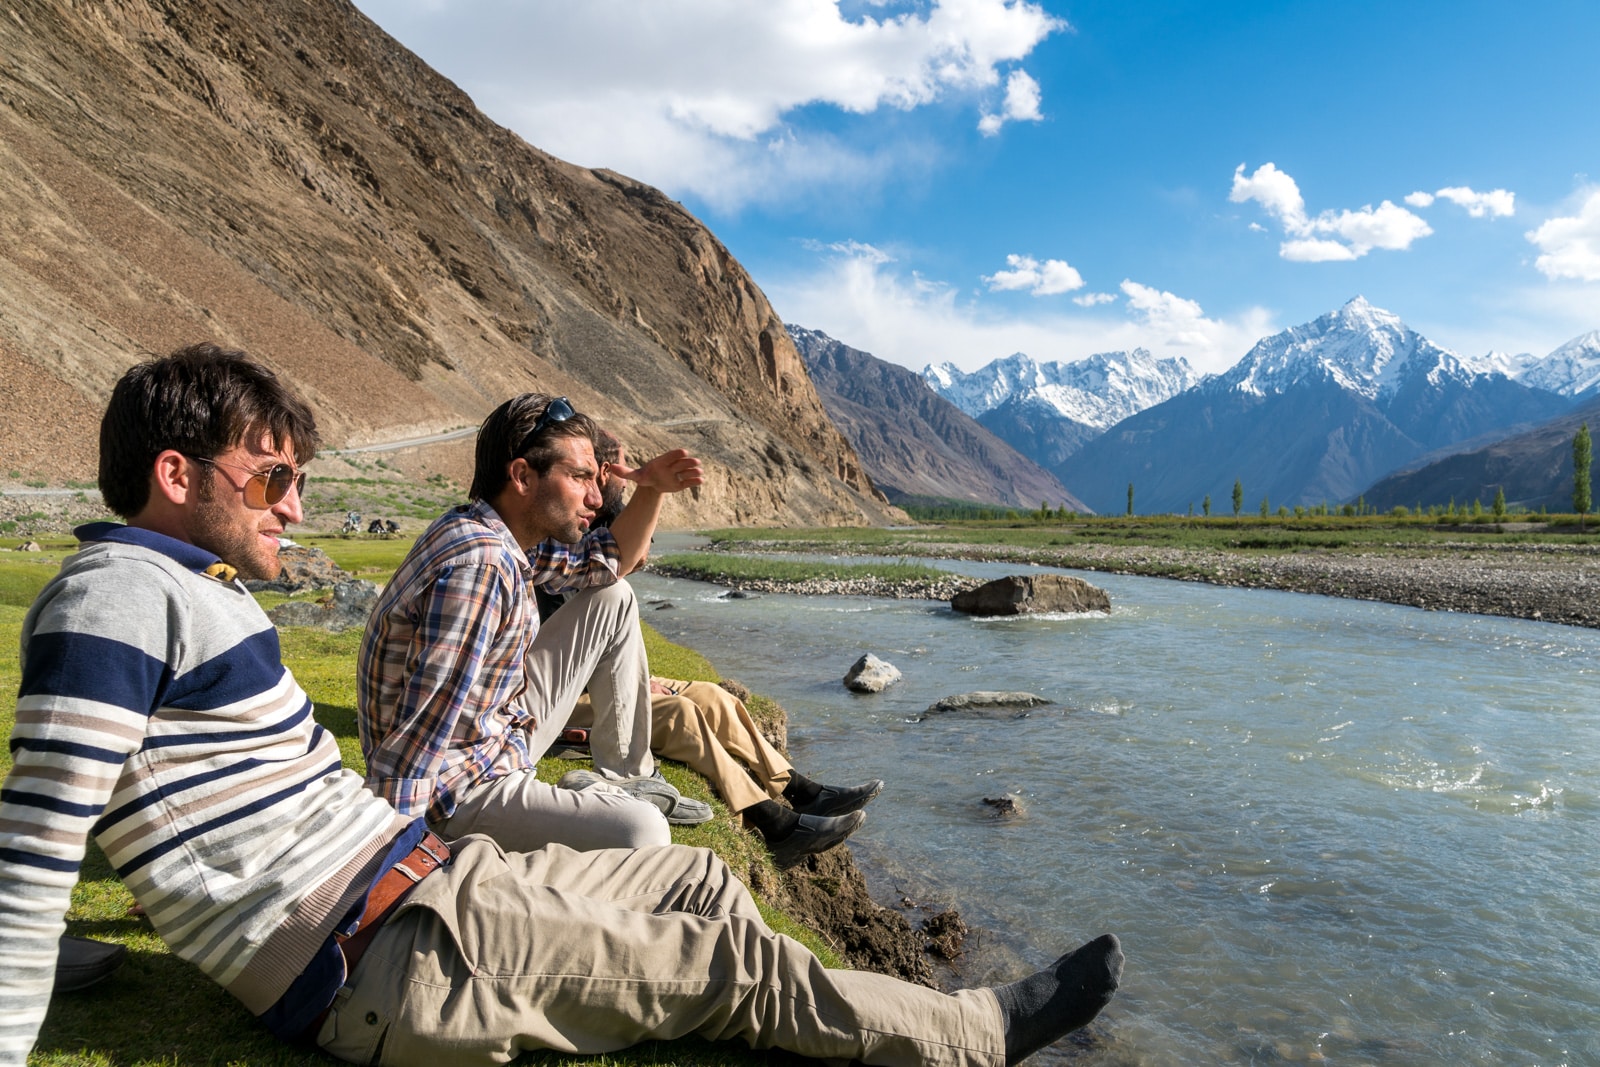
left=191, top=472, right=282, bottom=581
left=592, top=481, right=626, bottom=530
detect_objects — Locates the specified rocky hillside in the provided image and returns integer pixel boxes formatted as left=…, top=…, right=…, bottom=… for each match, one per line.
left=0, top=0, right=896, bottom=527
left=789, top=326, right=1086, bottom=511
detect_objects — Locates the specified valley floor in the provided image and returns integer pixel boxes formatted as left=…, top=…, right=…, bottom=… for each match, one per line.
left=694, top=532, right=1600, bottom=630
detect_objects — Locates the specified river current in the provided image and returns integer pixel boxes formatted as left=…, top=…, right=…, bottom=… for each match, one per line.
left=632, top=547, right=1600, bottom=1065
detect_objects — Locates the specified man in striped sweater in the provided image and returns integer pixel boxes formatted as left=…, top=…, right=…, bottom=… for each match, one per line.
left=1, top=345, right=1122, bottom=1067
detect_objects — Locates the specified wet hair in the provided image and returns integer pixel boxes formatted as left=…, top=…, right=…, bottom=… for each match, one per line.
left=99, top=343, right=319, bottom=518
left=469, top=392, right=598, bottom=501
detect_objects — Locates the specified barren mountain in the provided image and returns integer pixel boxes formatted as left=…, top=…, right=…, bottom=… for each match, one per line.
left=0, top=0, right=895, bottom=527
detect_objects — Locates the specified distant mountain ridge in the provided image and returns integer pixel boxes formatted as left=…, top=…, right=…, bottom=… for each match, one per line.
left=920, top=348, right=1199, bottom=475
left=923, top=348, right=1200, bottom=429
left=788, top=326, right=1088, bottom=511
left=1055, top=298, right=1576, bottom=514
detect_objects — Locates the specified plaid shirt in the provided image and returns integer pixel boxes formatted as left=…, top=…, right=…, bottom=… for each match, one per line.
left=356, top=499, right=620, bottom=821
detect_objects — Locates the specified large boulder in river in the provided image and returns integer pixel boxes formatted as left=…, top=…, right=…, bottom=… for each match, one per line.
left=844, top=653, right=902, bottom=693
left=950, top=574, right=1110, bottom=617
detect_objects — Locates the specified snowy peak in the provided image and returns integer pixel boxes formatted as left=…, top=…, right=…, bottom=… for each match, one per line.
left=1217, top=296, right=1467, bottom=400
left=922, top=348, right=1200, bottom=430
left=1518, top=331, right=1600, bottom=398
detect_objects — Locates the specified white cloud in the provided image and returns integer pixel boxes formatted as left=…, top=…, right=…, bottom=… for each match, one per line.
left=1317, top=201, right=1433, bottom=254
left=1527, top=187, right=1600, bottom=282
left=1072, top=291, right=1117, bottom=306
left=978, top=68, right=1044, bottom=136
left=984, top=253, right=1084, bottom=295
left=1280, top=238, right=1358, bottom=263
left=766, top=243, right=1271, bottom=375
left=354, top=0, right=1064, bottom=209
left=1230, top=162, right=1431, bottom=261
left=1407, top=185, right=1515, bottom=217
left=1229, top=162, right=1307, bottom=231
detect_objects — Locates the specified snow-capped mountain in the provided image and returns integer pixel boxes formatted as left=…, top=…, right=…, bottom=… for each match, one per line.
left=1215, top=296, right=1487, bottom=400
left=1055, top=297, right=1576, bottom=515
left=1516, top=331, right=1600, bottom=398
left=923, top=348, right=1200, bottom=431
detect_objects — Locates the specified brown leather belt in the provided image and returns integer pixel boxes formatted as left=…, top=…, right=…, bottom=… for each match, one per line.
left=302, top=831, right=450, bottom=1043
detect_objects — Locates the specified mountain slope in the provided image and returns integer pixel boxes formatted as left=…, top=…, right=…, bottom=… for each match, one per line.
left=1057, top=298, right=1574, bottom=514
left=0, top=0, right=893, bottom=526
left=789, top=327, right=1087, bottom=511
left=1363, top=394, right=1600, bottom=511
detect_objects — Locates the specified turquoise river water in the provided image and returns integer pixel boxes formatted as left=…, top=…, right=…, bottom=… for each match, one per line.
left=631, top=551, right=1600, bottom=1066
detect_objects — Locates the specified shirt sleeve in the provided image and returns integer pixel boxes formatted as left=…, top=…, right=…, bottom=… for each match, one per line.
left=0, top=567, right=165, bottom=1065
left=361, top=560, right=514, bottom=817
left=528, top=527, right=621, bottom=595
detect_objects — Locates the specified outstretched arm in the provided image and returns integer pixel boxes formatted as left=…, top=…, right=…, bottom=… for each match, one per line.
left=605, top=449, right=704, bottom=574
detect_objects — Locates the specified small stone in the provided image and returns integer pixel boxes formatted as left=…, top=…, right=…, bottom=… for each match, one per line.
left=19, top=540, right=41, bottom=552
left=844, top=653, right=902, bottom=693
left=981, top=794, right=1026, bottom=818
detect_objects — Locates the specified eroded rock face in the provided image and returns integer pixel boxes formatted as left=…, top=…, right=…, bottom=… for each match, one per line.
left=0, top=0, right=898, bottom=527
left=950, top=574, right=1111, bottom=616
left=844, top=653, right=902, bottom=693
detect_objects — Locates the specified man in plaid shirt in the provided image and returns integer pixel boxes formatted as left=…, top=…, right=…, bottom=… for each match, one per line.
left=358, top=393, right=706, bottom=851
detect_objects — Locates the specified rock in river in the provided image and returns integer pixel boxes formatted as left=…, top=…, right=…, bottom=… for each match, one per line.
left=844, top=653, right=902, bottom=693
left=922, top=691, right=1051, bottom=718
left=950, top=573, right=1110, bottom=617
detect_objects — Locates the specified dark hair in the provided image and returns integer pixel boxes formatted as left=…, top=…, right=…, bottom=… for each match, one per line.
left=593, top=427, right=621, bottom=467
left=99, top=343, right=320, bottom=518
left=469, top=393, right=598, bottom=501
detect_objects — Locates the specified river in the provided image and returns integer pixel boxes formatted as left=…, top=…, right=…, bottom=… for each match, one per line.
left=632, top=548, right=1600, bottom=1065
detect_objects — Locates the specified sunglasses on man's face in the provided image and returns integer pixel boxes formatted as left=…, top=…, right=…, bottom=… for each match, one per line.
left=189, top=455, right=307, bottom=509
left=514, top=396, right=577, bottom=458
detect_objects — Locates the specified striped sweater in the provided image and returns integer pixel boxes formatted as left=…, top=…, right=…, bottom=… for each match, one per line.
left=0, top=524, right=403, bottom=1064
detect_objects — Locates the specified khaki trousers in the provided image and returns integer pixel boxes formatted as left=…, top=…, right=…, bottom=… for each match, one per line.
left=316, top=838, right=1004, bottom=1067
left=435, top=581, right=668, bottom=851
left=573, top=678, right=793, bottom=813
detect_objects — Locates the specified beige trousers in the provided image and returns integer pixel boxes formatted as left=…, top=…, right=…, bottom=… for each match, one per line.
left=436, top=582, right=669, bottom=851
left=575, top=677, right=793, bottom=813
left=316, top=837, right=1004, bottom=1067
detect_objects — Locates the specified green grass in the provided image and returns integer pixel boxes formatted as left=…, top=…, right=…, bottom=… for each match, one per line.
left=4, top=537, right=835, bottom=1067
left=702, top=514, right=1600, bottom=555
left=653, top=552, right=948, bottom=584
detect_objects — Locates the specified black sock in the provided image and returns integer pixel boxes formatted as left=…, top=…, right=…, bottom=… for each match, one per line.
left=743, top=800, right=800, bottom=843
left=781, top=773, right=822, bottom=807
left=991, top=934, right=1123, bottom=1065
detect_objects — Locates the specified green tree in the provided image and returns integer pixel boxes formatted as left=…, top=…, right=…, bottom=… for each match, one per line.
left=1574, top=422, right=1592, bottom=528
left=1202, top=494, right=1211, bottom=517
left=1493, top=486, right=1507, bottom=520
left=1127, top=482, right=1134, bottom=516
left=1259, top=495, right=1269, bottom=518
left=1232, top=479, right=1243, bottom=519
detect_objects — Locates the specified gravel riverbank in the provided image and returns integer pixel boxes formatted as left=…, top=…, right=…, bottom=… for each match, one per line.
left=671, top=539, right=1600, bottom=630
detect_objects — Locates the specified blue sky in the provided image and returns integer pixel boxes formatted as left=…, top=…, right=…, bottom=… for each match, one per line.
left=353, top=0, right=1600, bottom=376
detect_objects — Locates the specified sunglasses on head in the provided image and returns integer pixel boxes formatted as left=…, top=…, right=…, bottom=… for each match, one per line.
left=513, top=396, right=577, bottom=458
left=188, top=455, right=307, bottom=509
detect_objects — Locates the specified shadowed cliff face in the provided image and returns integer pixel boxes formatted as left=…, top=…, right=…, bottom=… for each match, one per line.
left=0, top=0, right=894, bottom=526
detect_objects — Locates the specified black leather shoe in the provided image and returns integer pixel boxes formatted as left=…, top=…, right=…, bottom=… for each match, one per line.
left=54, top=935, right=127, bottom=993
left=794, top=779, right=884, bottom=818
left=769, top=810, right=866, bottom=866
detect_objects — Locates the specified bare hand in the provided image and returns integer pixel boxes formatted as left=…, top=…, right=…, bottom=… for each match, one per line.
left=613, top=449, right=704, bottom=494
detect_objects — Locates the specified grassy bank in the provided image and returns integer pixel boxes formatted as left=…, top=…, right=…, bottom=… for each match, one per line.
left=1, top=538, right=831, bottom=1067
left=653, top=551, right=948, bottom=584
